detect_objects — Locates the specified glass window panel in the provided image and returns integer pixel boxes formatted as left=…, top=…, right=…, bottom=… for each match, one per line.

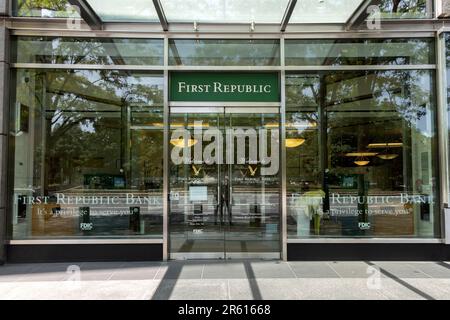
left=161, top=0, right=289, bottom=23
left=380, top=0, right=428, bottom=19
left=285, top=39, right=435, bottom=66
left=13, top=0, right=79, bottom=17
left=286, top=70, right=439, bottom=239
left=290, top=0, right=364, bottom=24
left=86, top=0, right=159, bottom=22
left=169, top=39, right=280, bottom=66
left=11, top=69, right=164, bottom=239
left=14, top=37, right=164, bottom=65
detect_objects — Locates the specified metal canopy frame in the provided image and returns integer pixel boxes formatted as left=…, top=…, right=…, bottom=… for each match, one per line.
left=281, top=0, right=297, bottom=32
left=153, top=0, right=169, bottom=31
left=67, top=0, right=378, bottom=32
left=68, top=0, right=102, bottom=30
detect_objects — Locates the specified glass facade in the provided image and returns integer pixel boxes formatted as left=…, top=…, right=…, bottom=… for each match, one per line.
left=3, top=0, right=448, bottom=263
left=11, top=69, right=164, bottom=239
left=13, top=0, right=78, bottom=18
left=8, top=35, right=441, bottom=245
left=290, top=0, right=365, bottom=24
left=286, top=70, right=439, bottom=238
left=14, top=37, right=164, bottom=66
left=161, top=0, right=290, bottom=24
left=169, top=39, right=280, bottom=66
left=285, top=39, right=435, bottom=66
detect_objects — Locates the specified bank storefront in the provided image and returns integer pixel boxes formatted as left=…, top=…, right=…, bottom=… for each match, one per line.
left=1, top=0, right=449, bottom=262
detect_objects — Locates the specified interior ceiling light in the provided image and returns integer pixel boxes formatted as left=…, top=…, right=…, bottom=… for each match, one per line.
left=354, top=158, right=370, bottom=166
left=264, top=123, right=280, bottom=128
left=170, top=138, right=198, bottom=148
left=265, top=121, right=317, bottom=129
left=286, top=138, right=306, bottom=148
left=368, top=142, right=403, bottom=149
left=290, top=121, right=318, bottom=129
left=345, top=152, right=378, bottom=157
left=377, top=154, right=399, bottom=160
left=155, top=123, right=210, bottom=128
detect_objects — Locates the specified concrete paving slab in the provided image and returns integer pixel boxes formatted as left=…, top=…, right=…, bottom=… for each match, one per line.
left=0, top=264, right=36, bottom=282
left=227, top=279, right=254, bottom=300
left=155, top=262, right=205, bottom=279
left=374, top=277, right=433, bottom=300
left=0, top=261, right=449, bottom=300
left=251, top=279, right=303, bottom=300
left=202, top=262, right=247, bottom=279
left=406, top=262, right=450, bottom=279
left=371, top=262, right=431, bottom=279
left=108, top=262, right=162, bottom=281
left=401, top=278, right=450, bottom=300
left=288, top=262, right=339, bottom=278
left=0, top=280, right=159, bottom=300
left=152, top=280, right=229, bottom=300
left=247, top=261, right=296, bottom=279
left=293, top=279, right=388, bottom=300
left=328, top=262, right=386, bottom=278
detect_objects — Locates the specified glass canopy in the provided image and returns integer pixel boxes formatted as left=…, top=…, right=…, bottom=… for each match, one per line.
left=86, top=0, right=160, bottom=22
left=13, top=0, right=431, bottom=24
left=85, top=0, right=362, bottom=24
left=290, top=0, right=365, bottom=24
left=161, top=0, right=290, bottom=24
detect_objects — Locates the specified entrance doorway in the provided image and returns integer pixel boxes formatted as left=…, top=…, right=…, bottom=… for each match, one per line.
left=169, top=107, right=281, bottom=260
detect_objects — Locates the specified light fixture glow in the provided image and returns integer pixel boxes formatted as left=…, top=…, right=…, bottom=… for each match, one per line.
left=265, top=121, right=317, bottom=129
left=354, top=160, right=370, bottom=166
left=170, top=138, right=198, bottom=148
left=345, top=152, right=378, bottom=157
left=368, top=143, right=403, bottom=149
left=377, top=154, right=399, bottom=160
left=160, top=122, right=210, bottom=128
left=286, top=138, right=306, bottom=148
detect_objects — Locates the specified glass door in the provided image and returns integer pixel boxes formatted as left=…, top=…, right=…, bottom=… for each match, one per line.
left=169, top=108, right=281, bottom=260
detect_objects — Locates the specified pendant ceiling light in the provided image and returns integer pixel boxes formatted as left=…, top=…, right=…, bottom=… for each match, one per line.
left=286, top=138, right=306, bottom=148
left=354, top=156, right=370, bottom=166
left=368, top=142, right=401, bottom=161
left=377, top=154, right=399, bottom=160
left=170, top=138, right=198, bottom=148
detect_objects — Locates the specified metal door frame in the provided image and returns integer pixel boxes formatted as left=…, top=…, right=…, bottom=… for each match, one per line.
left=168, top=105, right=282, bottom=260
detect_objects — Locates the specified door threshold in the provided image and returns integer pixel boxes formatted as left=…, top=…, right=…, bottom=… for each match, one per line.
left=170, top=252, right=281, bottom=260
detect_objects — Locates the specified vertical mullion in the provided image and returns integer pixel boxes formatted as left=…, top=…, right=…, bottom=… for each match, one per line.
left=280, top=37, right=288, bottom=261
left=436, top=31, right=449, bottom=238
left=163, top=36, right=169, bottom=261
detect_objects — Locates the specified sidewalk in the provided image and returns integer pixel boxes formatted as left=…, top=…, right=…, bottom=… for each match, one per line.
left=1, top=261, right=450, bottom=300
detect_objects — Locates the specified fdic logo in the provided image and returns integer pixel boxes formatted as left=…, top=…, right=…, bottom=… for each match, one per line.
left=358, top=222, right=371, bottom=230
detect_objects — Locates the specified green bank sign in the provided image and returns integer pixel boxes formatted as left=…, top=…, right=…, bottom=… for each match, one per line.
left=170, top=72, right=280, bottom=102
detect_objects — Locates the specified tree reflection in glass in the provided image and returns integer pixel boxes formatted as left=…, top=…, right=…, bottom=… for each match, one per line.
left=286, top=70, right=439, bottom=239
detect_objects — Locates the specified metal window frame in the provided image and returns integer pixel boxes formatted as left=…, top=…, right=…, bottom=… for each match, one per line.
left=436, top=29, right=449, bottom=240
left=280, top=37, right=288, bottom=261
left=163, top=36, right=169, bottom=261
left=6, top=16, right=446, bottom=36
